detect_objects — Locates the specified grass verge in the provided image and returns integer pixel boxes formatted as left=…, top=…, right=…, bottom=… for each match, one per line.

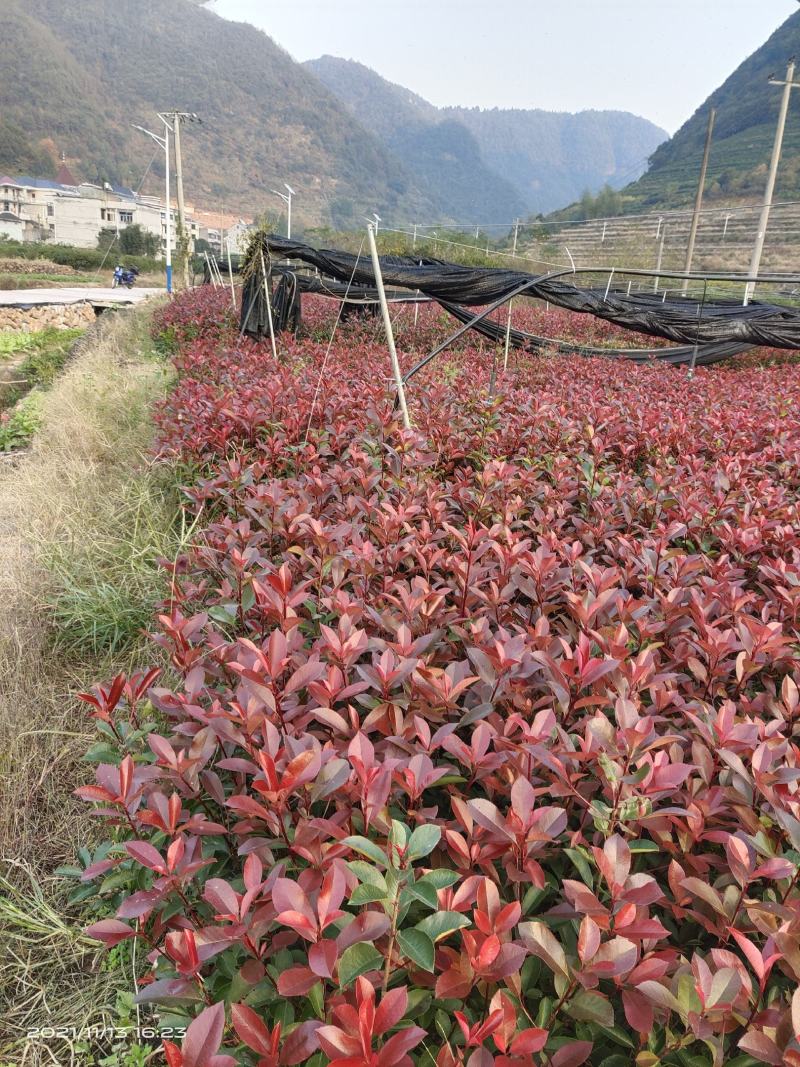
left=0, top=303, right=185, bottom=1065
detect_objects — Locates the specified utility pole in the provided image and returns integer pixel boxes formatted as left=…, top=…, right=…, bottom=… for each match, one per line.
left=160, top=111, right=200, bottom=289
left=172, top=115, right=189, bottom=289
left=131, top=120, right=172, bottom=294
left=272, top=184, right=295, bottom=239
left=682, top=107, right=715, bottom=294
left=744, top=59, right=800, bottom=304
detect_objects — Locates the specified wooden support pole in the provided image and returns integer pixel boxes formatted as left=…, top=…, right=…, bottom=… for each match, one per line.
left=259, top=249, right=278, bottom=362
left=367, top=223, right=410, bottom=429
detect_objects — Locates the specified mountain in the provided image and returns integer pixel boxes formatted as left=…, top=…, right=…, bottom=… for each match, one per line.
left=620, top=10, right=800, bottom=211
left=0, top=0, right=437, bottom=227
left=305, top=56, right=667, bottom=217
left=304, top=57, right=528, bottom=224
left=444, top=108, right=668, bottom=214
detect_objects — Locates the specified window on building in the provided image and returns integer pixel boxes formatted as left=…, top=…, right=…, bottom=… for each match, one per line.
left=47, top=204, right=54, bottom=217
left=3, top=202, right=8, bottom=212
left=119, top=211, right=133, bottom=224
left=49, top=224, right=55, bottom=232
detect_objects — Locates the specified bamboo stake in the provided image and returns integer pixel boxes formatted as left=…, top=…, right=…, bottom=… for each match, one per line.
left=366, top=223, right=410, bottom=429
left=259, top=249, right=278, bottom=362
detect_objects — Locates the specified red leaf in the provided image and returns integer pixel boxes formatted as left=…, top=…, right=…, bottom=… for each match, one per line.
left=738, top=1031, right=784, bottom=1065
left=374, top=986, right=408, bottom=1036
left=125, top=841, right=166, bottom=872
left=309, top=938, right=338, bottom=978
left=550, top=1041, right=593, bottom=1067
left=182, top=1002, right=226, bottom=1067
left=277, top=965, right=318, bottom=997
left=163, top=1041, right=183, bottom=1067
left=511, top=1028, right=548, bottom=1054
left=622, top=988, right=654, bottom=1034
left=85, top=919, right=136, bottom=947
left=231, top=1003, right=274, bottom=1055
left=316, top=1025, right=361, bottom=1058
left=376, top=1025, right=426, bottom=1066
left=336, top=910, right=390, bottom=951
left=280, top=1020, right=322, bottom=1065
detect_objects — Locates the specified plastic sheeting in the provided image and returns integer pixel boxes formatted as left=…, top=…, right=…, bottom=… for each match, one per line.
left=257, top=234, right=800, bottom=352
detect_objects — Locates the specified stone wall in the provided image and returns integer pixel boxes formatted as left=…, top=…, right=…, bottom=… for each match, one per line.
left=0, top=303, right=97, bottom=332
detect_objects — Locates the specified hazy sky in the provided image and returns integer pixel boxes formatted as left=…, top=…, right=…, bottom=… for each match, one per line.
left=207, top=0, right=797, bottom=134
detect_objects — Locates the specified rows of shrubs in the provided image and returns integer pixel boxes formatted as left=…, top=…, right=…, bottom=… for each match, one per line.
left=76, top=288, right=800, bottom=1066
left=0, top=238, right=160, bottom=274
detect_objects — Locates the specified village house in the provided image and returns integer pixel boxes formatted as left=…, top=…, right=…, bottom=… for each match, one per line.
left=0, top=168, right=201, bottom=256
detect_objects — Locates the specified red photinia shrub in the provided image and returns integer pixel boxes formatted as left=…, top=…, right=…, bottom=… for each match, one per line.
left=75, top=288, right=800, bottom=1066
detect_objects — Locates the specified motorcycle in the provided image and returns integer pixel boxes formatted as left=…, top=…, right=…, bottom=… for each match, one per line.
left=112, top=265, right=140, bottom=289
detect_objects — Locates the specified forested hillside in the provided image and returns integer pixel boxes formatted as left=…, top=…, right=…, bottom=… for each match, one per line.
left=620, top=9, right=800, bottom=211
left=305, top=57, right=527, bottom=223
left=306, top=56, right=667, bottom=216
left=0, top=0, right=436, bottom=226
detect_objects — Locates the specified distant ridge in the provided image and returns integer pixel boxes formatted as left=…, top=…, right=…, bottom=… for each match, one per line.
left=305, top=56, right=667, bottom=217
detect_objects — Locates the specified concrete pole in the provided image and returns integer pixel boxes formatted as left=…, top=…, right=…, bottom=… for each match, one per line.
left=172, top=115, right=191, bottom=289
left=682, top=108, right=716, bottom=295
left=367, top=223, right=410, bottom=429
left=745, top=60, right=798, bottom=304
left=164, top=125, right=173, bottom=294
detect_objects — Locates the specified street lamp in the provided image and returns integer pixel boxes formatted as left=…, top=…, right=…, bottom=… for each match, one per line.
left=131, top=120, right=173, bottom=293
left=271, top=183, right=295, bottom=239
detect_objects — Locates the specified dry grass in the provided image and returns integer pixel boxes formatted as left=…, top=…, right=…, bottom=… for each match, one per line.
left=0, top=303, right=181, bottom=1063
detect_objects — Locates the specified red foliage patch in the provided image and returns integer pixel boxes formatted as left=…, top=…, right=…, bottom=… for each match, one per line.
left=78, top=287, right=800, bottom=1066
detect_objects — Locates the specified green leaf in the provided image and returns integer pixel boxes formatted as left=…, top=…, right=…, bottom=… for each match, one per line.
left=83, top=742, right=121, bottom=764
left=54, top=865, right=84, bottom=879
left=208, top=603, right=236, bottom=624
left=629, top=839, right=660, bottom=853
left=418, top=869, right=460, bottom=890
left=398, top=928, right=435, bottom=972
left=338, top=942, right=382, bottom=988
left=307, top=981, right=324, bottom=1019
left=348, top=861, right=388, bottom=892
left=407, top=824, right=442, bottom=861
left=390, top=820, right=410, bottom=864
left=405, top=880, right=439, bottom=909
left=564, top=847, right=594, bottom=886
left=407, top=988, right=432, bottom=1016
left=599, top=1025, right=636, bottom=1050
left=432, top=774, right=466, bottom=786
left=350, top=884, right=389, bottom=905
left=565, top=989, right=614, bottom=1026
left=273, top=999, right=295, bottom=1028
left=416, top=911, right=470, bottom=942
left=535, top=996, right=553, bottom=1028
left=342, top=836, right=387, bottom=867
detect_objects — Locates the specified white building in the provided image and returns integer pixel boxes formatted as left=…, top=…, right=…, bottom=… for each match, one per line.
left=0, top=173, right=199, bottom=257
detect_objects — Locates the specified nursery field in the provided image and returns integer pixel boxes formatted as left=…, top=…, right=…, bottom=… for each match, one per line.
left=67, top=287, right=800, bottom=1067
